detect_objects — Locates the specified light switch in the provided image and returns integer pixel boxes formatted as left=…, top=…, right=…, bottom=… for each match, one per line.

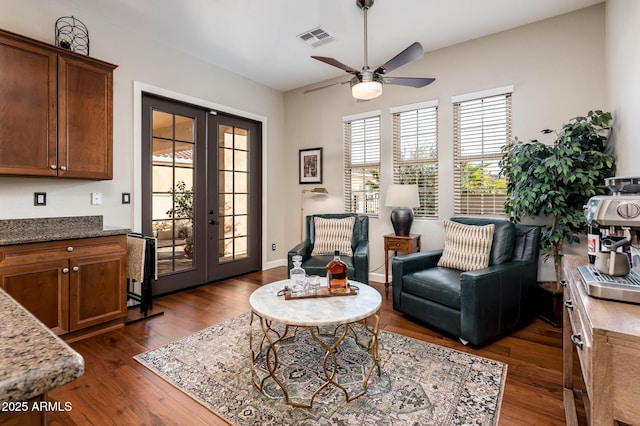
left=91, top=192, right=103, bottom=205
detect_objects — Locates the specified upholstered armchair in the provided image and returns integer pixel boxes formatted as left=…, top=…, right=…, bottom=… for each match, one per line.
left=392, top=217, right=541, bottom=346
left=288, top=213, right=369, bottom=284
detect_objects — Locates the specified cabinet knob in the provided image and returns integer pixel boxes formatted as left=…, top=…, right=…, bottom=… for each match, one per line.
left=50, top=164, right=57, bottom=170
left=560, top=279, right=567, bottom=287
left=67, top=246, right=74, bottom=252
left=72, top=266, right=79, bottom=272
left=570, top=333, right=584, bottom=350
left=63, top=267, right=69, bottom=273
left=59, top=166, right=67, bottom=171
left=564, top=300, right=574, bottom=311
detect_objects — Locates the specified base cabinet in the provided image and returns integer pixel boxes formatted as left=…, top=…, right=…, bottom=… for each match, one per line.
left=70, top=253, right=126, bottom=330
left=1, top=260, right=70, bottom=335
left=563, top=256, right=640, bottom=425
left=0, top=236, right=127, bottom=340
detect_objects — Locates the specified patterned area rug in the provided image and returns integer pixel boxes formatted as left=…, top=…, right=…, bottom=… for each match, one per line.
left=134, top=313, right=506, bottom=425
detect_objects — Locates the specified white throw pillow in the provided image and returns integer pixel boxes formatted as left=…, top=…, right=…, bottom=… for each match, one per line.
left=311, top=216, right=355, bottom=257
left=437, top=220, right=495, bottom=271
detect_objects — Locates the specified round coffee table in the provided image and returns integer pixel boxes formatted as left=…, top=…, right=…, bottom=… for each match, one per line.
left=249, top=280, right=382, bottom=408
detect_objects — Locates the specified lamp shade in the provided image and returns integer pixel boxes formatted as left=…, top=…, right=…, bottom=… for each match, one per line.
left=351, top=80, right=382, bottom=100
left=384, top=184, right=419, bottom=207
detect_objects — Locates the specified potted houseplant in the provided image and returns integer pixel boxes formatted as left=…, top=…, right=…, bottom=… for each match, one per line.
left=500, top=110, right=616, bottom=326
left=166, top=181, right=194, bottom=258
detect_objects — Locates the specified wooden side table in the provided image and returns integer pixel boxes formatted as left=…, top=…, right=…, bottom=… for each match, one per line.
left=384, top=233, right=421, bottom=295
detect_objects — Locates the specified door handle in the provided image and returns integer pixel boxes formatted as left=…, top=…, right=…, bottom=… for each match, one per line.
left=209, top=219, right=219, bottom=225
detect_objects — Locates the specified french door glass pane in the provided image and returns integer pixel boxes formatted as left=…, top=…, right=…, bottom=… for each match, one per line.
left=218, top=124, right=250, bottom=262
left=151, top=110, right=195, bottom=275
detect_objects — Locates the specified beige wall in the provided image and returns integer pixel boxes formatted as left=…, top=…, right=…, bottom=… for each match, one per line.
left=283, top=4, right=606, bottom=281
left=606, top=0, right=640, bottom=175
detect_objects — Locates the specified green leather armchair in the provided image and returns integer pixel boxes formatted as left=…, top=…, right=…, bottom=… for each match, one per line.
left=392, top=217, right=541, bottom=346
left=288, top=213, right=369, bottom=284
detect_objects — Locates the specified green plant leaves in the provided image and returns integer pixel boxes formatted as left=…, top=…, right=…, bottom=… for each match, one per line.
left=500, top=110, right=616, bottom=263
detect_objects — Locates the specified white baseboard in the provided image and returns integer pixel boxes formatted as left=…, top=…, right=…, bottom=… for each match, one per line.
left=264, top=259, right=287, bottom=270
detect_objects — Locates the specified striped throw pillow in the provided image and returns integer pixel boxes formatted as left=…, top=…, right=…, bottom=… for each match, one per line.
left=311, top=216, right=355, bottom=257
left=437, top=220, right=495, bottom=271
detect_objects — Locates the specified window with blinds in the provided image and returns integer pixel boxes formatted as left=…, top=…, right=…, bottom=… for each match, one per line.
left=344, top=114, right=380, bottom=215
left=453, top=90, right=511, bottom=215
left=392, top=103, right=438, bottom=218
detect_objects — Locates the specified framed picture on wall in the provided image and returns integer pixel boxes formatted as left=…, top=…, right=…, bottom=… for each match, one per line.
left=299, top=147, right=323, bottom=184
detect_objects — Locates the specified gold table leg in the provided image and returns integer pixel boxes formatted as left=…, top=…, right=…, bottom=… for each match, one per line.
left=249, top=309, right=381, bottom=408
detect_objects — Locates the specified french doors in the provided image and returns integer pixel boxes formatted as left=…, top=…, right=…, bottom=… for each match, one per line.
left=141, top=94, right=262, bottom=295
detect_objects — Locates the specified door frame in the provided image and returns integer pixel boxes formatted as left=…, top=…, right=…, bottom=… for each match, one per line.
left=132, top=82, right=269, bottom=270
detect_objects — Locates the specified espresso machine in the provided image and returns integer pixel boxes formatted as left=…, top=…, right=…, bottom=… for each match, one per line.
left=580, top=176, right=640, bottom=303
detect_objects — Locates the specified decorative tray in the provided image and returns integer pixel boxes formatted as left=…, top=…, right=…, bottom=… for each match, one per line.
left=281, top=285, right=358, bottom=300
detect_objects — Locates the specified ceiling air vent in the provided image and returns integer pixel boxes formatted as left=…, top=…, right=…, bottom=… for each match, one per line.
left=297, top=27, right=334, bottom=47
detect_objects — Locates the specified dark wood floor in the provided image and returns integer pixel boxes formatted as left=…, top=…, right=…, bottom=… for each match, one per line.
left=48, top=267, right=567, bottom=425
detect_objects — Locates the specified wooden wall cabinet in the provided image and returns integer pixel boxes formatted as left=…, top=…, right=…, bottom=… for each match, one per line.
left=0, top=236, right=127, bottom=341
left=0, top=28, right=116, bottom=180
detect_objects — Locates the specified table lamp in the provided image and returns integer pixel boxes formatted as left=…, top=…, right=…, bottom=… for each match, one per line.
left=384, top=184, right=419, bottom=236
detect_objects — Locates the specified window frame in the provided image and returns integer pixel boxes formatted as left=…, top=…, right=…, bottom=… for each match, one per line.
left=343, top=111, right=381, bottom=216
left=391, top=100, right=439, bottom=219
left=452, top=87, right=512, bottom=216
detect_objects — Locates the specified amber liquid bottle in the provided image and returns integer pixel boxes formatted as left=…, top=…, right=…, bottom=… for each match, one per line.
left=327, top=250, right=348, bottom=293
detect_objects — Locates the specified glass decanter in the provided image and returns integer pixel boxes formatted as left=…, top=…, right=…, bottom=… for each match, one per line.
left=290, top=255, right=307, bottom=296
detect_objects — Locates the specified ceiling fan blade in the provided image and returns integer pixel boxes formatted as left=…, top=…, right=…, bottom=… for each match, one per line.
left=304, top=80, right=351, bottom=93
left=375, top=42, right=424, bottom=75
left=311, top=56, right=361, bottom=74
left=382, top=77, right=435, bottom=88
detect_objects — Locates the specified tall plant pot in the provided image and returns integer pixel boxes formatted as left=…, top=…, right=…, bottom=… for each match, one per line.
left=534, top=281, right=563, bottom=328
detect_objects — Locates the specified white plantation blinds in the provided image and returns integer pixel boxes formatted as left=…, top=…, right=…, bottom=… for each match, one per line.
left=453, top=91, right=511, bottom=215
left=344, top=113, right=381, bottom=215
left=392, top=102, right=438, bottom=218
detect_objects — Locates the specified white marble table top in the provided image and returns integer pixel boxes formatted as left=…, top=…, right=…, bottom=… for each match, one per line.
left=249, top=280, right=382, bottom=326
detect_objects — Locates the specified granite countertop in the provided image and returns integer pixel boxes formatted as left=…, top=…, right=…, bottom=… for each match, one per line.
left=0, top=216, right=130, bottom=246
left=0, top=289, right=84, bottom=402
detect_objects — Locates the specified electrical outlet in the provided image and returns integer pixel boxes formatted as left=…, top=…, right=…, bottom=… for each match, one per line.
left=272, top=243, right=276, bottom=251
left=91, top=192, right=103, bottom=205
left=34, top=192, right=46, bottom=206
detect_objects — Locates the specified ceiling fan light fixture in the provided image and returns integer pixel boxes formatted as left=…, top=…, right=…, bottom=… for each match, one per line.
left=307, top=0, right=434, bottom=98
left=351, top=80, right=382, bottom=100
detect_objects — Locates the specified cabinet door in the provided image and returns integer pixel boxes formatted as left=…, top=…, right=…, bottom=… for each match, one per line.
left=0, top=260, right=70, bottom=335
left=57, top=55, right=114, bottom=179
left=69, top=253, right=126, bottom=331
left=0, top=32, right=57, bottom=176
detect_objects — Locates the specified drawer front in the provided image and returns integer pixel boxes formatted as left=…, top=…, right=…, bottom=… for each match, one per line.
left=565, top=282, right=592, bottom=391
left=386, top=238, right=413, bottom=252
left=0, top=235, right=126, bottom=267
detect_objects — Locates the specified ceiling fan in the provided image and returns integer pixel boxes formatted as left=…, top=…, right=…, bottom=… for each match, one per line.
left=305, top=0, right=435, bottom=100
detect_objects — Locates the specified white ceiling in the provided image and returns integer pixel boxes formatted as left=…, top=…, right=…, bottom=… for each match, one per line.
left=77, top=0, right=603, bottom=92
